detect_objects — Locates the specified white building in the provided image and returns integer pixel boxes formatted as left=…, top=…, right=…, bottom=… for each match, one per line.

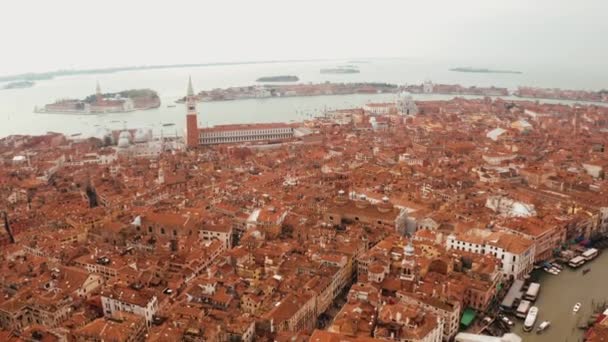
left=364, top=102, right=395, bottom=115
left=485, top=195, right=537, bottom=218
left=446, top=229, right=535, bottom=279
left=482, top=153, right=517, bottom=166
left=398, top=93, right=418, bottom=116
left=486, top=128, right=507, bottom=141
left=582, top=163, right=603, bottom=178
left=200, top=224, right=233, bottom=249
left=423, top=81, right=434, bottom=93
left=199, top=123, right=294, bottom=145
left=101, top=286, right=159, bottom=327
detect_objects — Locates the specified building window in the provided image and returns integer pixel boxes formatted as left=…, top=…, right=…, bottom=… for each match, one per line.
left=161, top=228, right=165, bottom=235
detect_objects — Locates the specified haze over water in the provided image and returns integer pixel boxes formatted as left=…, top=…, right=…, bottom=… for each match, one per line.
left=1, top=58, right=607, bottom=139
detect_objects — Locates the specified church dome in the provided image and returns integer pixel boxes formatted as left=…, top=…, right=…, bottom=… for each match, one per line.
left=377, top=196, right=394, bottom=213
left=134, top=128, right=151, bottom=143
left=355, top=195, right=369, bottom=209
left=334, top=189, right=348, bottom=206
left=117, top=131, right=131, bottom=148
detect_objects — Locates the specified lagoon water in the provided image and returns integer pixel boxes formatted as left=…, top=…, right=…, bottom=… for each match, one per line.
left=0, top=58, right=607, bottom=138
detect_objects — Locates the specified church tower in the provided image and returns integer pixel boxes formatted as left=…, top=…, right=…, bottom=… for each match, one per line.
left=95, top=81, right=102, bottom=103
left=185, top=76, right=199, bottom=148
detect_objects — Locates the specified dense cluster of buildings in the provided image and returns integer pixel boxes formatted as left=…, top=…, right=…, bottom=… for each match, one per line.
left=515, top=86, right=608, bottom=103
left=39, top=83, right=160, bottom=114
left=403, top=82, right=509, bottom=97
left=179, top=82, right=399, bottom=102
left=2, top=80, right=608, bottom=341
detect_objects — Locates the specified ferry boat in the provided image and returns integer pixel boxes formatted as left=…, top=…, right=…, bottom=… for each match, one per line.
left=544, top=267, right=559, bottom=275
left=573, top=302, right=581, bottom=313
left=523, top=283, right=540, bottom=301
left=523, top=306, right=539, bottom=332
left=516, top=300, right=532, bottom=319
left=536, top=321, right=551, bottom=333
left=582, top=248, right=599, bottom=261
left=568, top=256, right=586, bottom=268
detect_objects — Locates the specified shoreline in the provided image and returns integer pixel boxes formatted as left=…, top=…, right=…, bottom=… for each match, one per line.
left=34, top=105, right=160, bottom=116
left=183, top=91, right=608, bottom=107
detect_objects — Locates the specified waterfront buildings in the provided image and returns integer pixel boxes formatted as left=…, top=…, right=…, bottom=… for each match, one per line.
left=446, top=229, right=535, bottom=279
left=41, top=82, right=160, bottom=114
left=185, top=78, right=296, bottom=147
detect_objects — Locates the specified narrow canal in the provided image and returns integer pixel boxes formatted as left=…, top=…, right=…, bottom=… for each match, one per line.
left=513, top=252, right=608, bottom=342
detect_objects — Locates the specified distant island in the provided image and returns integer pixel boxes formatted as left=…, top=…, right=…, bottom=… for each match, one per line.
left=449, top=67, right=522, bottom=74
left=0, top=59, right=335, bottom=83
left=321, top=67, right=360, bottom=74
left=2, top=80, right=35, bottom=90
left=256, top=75, right=299, bottom=82
left=176, top=82, right=398, bottom=103
left=37, top=85, right=160, bottom=114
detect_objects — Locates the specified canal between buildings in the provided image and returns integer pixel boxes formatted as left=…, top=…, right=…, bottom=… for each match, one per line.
left=512, top=251, right=608, bottom=342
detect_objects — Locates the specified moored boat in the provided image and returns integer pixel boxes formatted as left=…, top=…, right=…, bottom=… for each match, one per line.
left=523, top=306, right=539, bottom=332
left=536, top=321, right=550, bottom=333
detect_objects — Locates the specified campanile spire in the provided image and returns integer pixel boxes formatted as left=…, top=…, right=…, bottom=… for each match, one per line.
left=185, top=77, right=199, bottom=148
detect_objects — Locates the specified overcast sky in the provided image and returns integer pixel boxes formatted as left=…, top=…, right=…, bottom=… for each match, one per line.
left=1, top=0, right=606, bottom=76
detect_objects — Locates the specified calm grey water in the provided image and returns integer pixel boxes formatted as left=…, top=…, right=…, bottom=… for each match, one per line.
left=0, top=59, right=607, bottom=138
left=513, top=252, right=608, bottom=342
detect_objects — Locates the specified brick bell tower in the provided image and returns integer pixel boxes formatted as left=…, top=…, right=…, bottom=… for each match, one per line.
left=185, top=76, right=199, bottom=148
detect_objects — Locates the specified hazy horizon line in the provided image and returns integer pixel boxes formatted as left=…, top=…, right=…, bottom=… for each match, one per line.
left=0, top=56, right=426, bottom=80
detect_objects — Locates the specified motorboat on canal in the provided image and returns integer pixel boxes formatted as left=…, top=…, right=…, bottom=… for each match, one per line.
left=573, top=302, right=581, bottom=313
left=583, top=268, right=591, bottom=275
left=536, top=320, right=551, bottom=333
left=544, top=267, right=560, bottom=275
left=523, top=306, right=539, bottom=332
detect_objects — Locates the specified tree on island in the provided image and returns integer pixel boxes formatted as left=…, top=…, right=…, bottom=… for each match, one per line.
left=83, top=89, right=159, bottom=103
